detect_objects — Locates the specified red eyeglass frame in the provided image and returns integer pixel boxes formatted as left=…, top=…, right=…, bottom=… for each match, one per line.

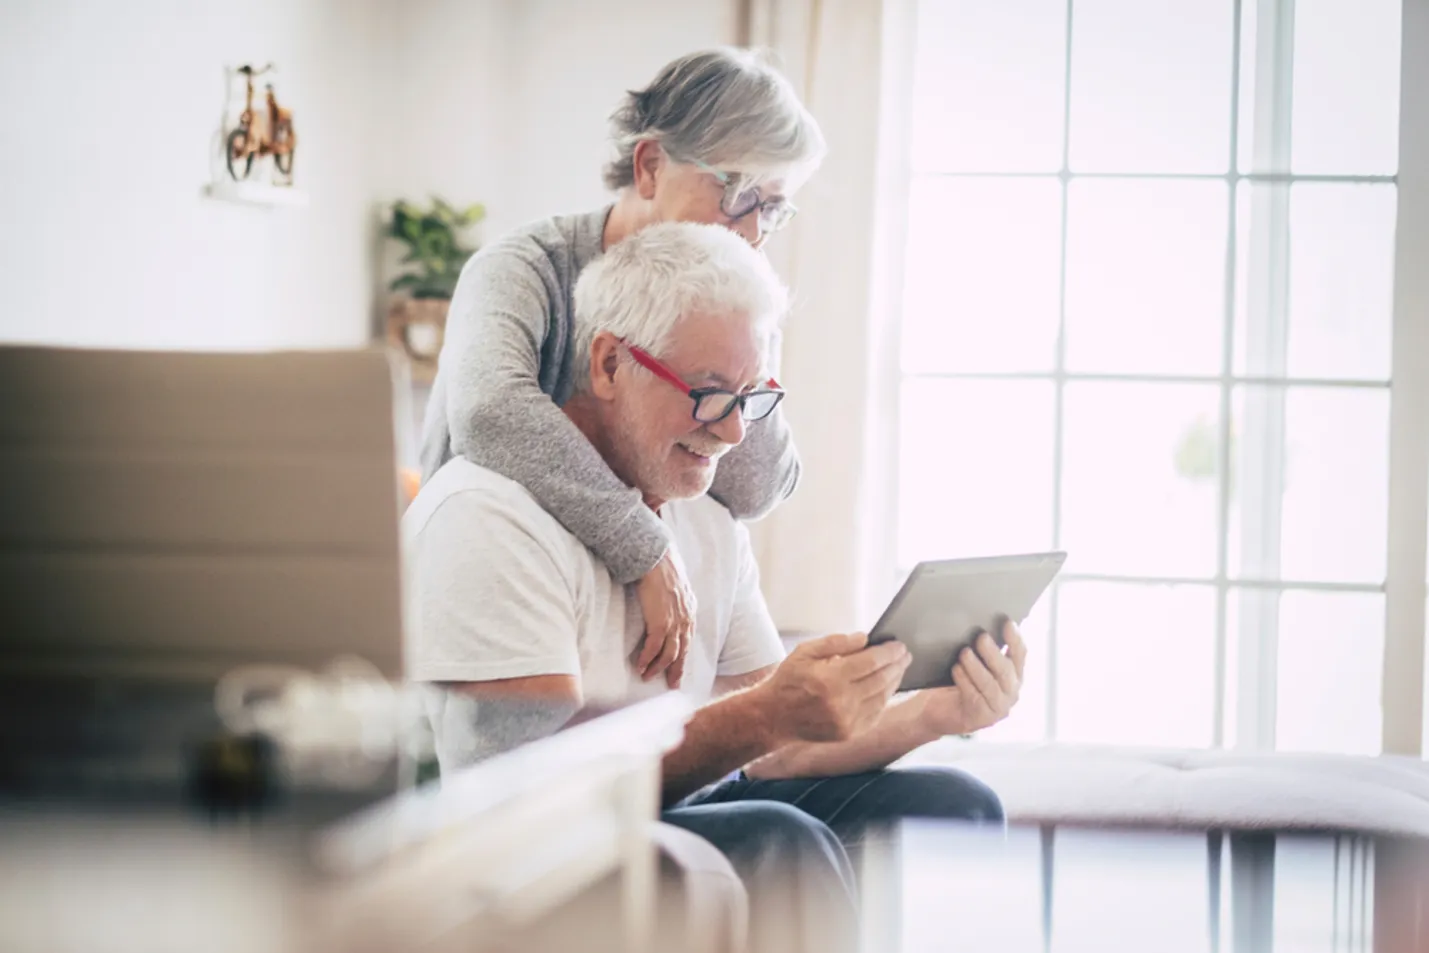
left=622, top=341, right=784, bottom=423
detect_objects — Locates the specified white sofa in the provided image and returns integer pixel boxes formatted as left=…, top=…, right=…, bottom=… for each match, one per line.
left=901, top=739, right=1429, bottom=838
left=898, top=739, right=1429, bottom=952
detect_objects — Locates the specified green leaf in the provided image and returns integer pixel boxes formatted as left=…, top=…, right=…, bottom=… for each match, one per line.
left=419, top=230, right=454, bottom=260
left=386, top=196, right=483, bottom=293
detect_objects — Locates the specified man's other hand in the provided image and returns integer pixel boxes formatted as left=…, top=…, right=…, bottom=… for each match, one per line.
left=634, top=548, right=696, bottom=687
left=920, top=616, right=1027, bottom=737
left=753, top=632, right=911, bottom=744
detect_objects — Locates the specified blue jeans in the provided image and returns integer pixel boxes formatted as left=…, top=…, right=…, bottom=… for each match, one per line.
left=660, top=766, right=1003, bottom=953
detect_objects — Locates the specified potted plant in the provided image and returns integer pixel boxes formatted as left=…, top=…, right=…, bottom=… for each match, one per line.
left=384, top=197, right=485, bottom=381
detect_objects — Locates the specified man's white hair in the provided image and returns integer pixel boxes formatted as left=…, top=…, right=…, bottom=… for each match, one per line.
left=571, top=222, right=788, bottom=391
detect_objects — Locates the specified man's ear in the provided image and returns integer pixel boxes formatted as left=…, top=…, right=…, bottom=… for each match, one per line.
left=632, top=140, right=663, bottom=201
left=588, top=332, right=623, bottom=400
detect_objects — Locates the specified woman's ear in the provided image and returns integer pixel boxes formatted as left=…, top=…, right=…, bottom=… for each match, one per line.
left=588, top=332, right=623, bottom=399
left=632, top=140, right=663, bottom=201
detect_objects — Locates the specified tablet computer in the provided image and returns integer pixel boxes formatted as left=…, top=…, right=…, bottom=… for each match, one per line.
left=868, top=552, right=1066, bottom=691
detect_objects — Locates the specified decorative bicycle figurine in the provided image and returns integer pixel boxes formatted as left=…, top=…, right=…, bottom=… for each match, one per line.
left=226, top=64, right=296, bottom=183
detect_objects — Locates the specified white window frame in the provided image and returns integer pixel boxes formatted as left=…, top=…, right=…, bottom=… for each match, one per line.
left=892, top=0, right=1429, bottom=753
left=1383, top=0, right=1429, bottom=757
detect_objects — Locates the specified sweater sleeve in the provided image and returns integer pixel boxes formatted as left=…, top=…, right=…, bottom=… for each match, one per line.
left=706, top=404, right=801, bottom=520
left=440, top=248, right=670, bottom=584
left=705, top=323, right=802, bottom=520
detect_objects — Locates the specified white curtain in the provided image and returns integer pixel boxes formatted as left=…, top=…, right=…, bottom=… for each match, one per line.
left=742, top=0, right=918, bottom=635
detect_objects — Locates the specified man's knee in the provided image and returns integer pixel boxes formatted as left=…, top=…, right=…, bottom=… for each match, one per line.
left=665, top=800, right=850, bottom=879
left=664, top=801, right=859, bottom=953
left=719, top=801, right=846, bottom=869
left=871, top=766, right=1006, bottom=823
left=752, top=801, right=847, bottom=862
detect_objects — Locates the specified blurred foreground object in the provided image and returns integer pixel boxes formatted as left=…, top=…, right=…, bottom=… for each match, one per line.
left=0, top=349, right=727, bottom=953
left=0, top=694, right=692, bottom=953
left=0, top=344, right=411, bottom=800
left=0, top=346, right=407, bottom=686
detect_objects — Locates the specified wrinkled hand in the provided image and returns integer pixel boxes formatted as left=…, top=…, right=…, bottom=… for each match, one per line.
left=634, top=548, right=696, bottom=687
left=754, top=632, right=912, bottom=743
left=919, top=616, right=1027, bottom=737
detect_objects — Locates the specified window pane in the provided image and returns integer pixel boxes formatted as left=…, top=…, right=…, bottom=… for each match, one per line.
left=1051, top=830, right=1212, bottom=953
left=1064, top=179, right=1228, bottom=375
left=1225, top=589, right=1385, bottom=754
left=1057, top=581, right=1217, bottom=747
left=1238, top=0, right=1403, bottom=175
left=1234, top=183, right=1398, bottom=382
left=1292, top=0, right=1402, bottom=174
left=1068, top=0, right=1235, bottom=173
left=1275, top=590, right=1384, bottom=755
left=1228, top=387, right=1389, bottom=584
left=901, top=823, right=1043, bottom=953
left=898, top=380, right=1055, bottom=566
left=1061, top=382, right=1221, bottom=578
left=901, top=178, right=1061, bottom=374
left=911, top=0, right=1067, bottom=173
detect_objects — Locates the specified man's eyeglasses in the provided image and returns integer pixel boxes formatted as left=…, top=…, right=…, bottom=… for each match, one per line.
left=689, top=158, right=798, bottom=233
left=623, top=342, right=785, bottom=424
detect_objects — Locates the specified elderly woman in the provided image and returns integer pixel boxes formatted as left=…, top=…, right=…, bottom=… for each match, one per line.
left=421, top=48, right=823, bottom=685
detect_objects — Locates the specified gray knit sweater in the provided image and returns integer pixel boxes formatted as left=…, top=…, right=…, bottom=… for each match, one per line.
left=419, top=206, right=801, bottom=584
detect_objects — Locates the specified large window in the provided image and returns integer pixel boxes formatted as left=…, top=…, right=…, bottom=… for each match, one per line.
left=898, top=0, right=1426, bottom=753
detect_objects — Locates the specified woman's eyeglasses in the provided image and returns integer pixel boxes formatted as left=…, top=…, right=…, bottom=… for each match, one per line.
left=623, top=342, right=786, bottom=424
left=688, top=158, right=798, bottom=233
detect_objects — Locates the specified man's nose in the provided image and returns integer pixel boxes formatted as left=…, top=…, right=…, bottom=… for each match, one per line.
left=708, top=409, right=746, bottom=447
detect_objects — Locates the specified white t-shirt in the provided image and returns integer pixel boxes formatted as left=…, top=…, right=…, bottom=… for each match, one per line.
left=403, top=457, right=786, bottom=712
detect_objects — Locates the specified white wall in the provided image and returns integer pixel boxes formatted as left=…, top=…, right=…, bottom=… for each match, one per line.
left=0, top=0, right=390, bottom=349
left=377, top=0, right=735, bottom=240
left=501, top=0, right=736, bottom=229
left=0, top=0, right=733, bottom=351
left=367, top=0, right=515, bottom=248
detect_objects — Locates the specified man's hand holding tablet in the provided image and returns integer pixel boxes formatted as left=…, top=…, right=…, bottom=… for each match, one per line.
left=909, top=614, right=1028, bottom=737
left=867, top=553, right=1063, bottom=688
left=861, top=552, right=1064, bottom=735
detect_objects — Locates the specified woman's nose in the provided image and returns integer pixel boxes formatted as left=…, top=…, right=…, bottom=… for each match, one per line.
left=731, top=214, right=763, bottom=247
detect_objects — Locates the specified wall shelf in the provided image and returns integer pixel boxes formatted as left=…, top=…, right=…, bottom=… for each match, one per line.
left=203, top=181, right=309, bottom=209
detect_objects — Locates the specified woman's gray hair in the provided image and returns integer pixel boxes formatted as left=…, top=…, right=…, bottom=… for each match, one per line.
left=571, top=222, right=788, bottom=391
left=603, top=47, right=826, bottom=194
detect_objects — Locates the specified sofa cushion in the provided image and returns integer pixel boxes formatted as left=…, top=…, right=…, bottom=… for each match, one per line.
left=901, top=740, right=1429, bottom=839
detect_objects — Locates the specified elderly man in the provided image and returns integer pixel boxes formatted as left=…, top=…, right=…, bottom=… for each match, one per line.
left=405, top=222, right=1025, bottom=951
